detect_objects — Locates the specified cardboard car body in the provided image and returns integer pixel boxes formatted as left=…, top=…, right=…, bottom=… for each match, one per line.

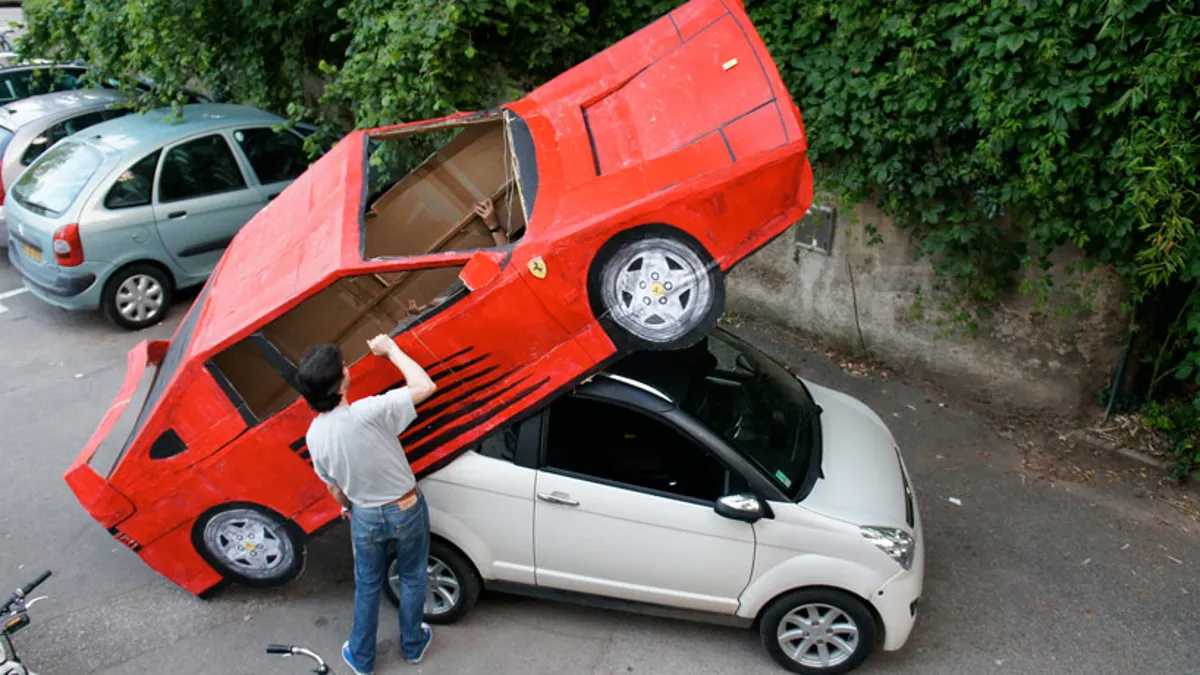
left=65, top=0, right=814, bottom=595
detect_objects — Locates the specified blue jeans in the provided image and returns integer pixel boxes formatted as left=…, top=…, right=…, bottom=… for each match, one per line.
left=348, top=494, right=430, bottom=670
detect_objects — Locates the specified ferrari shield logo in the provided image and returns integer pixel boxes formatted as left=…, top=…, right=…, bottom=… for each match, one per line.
left=528, top=256, right=547, bottom=279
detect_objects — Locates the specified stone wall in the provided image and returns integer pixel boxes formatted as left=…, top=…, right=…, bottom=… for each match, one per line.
left=726, top=201, right=1128, bottom=413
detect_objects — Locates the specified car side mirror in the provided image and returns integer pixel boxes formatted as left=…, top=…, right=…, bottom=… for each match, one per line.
left=714, top=493, right=764, bottom=523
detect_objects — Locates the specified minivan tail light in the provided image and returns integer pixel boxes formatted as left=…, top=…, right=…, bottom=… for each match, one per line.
left=53, top=223, right=84, bottom=267
left=0, top=176, right=6, bottom=206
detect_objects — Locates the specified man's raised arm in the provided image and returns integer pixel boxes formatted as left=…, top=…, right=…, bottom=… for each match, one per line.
left=367, top=335, right=437, bottom=404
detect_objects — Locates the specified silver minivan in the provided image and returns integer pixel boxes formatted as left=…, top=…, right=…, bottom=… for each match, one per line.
left=6, top=103, right=312, bottom=329
left=0, top=89, right=131, bottom=244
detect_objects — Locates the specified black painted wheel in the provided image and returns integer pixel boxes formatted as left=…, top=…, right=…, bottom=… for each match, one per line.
left=588, top=225, right=724, bottom=351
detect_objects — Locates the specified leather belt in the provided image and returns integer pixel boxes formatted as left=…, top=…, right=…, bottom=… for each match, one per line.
left=392, top=487, right=419, bottom=510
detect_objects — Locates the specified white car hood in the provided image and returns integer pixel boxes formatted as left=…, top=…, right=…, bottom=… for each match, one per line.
left=800, top=382, right=909, bottom=528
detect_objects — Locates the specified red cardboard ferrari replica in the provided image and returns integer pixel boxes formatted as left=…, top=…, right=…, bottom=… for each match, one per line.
left=66, top=0, right=813, bottom=594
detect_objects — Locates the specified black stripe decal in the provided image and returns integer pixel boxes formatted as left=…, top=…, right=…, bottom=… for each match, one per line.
left=402, top=375, right=533, bottom=448
left=425, top=346, right=474, bottom=369
left=289, top=437, right=306, bottom=451
left=410, top=355, right=624, bottom=478
left=427, top=354, right=491, bottom=382
left=415, top=368, right=519, bottom=422
left=408, top=377, right=551, bottom=462
left=422, top=364, right=500, bottom=406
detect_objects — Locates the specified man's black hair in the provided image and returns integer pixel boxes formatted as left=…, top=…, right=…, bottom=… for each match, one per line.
left=297, top=344, right=344, bottom=413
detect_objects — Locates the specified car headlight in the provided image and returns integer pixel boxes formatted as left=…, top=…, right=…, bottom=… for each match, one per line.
left=861, top=526, right=915, bottom=570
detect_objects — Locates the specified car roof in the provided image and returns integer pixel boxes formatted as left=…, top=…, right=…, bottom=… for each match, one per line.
left=0, top=62, right=86, bottom=74
left=75, top=103, right=284, bottom=159
left=0, top=89, right=126, bottom=129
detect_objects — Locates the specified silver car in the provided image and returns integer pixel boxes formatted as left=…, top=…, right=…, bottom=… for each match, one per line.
left=0, top=89, right=131, bottom=244
left=6, top=103, right=312, bottom=329
left=0, top=63, right=89, bottom=104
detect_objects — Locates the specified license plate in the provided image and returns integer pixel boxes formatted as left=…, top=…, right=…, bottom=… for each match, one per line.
left=20, top=242, right=42, bottom=263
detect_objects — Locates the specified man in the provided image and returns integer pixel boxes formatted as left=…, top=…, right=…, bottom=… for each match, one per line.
left=296, top=334, right=437, bottom=674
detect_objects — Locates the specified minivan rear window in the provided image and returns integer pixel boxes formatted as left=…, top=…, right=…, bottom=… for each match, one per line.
left=11, top=141, right=103, bottom=216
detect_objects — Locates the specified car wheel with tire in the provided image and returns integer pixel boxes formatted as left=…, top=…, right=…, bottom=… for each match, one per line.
left=384, top=539, right=481, bottom=624
left=193, top=504, right=306, bottom=587
left=759, top=588, right=878, bottom=674
left=101, top=263, right=174, bottom=330
left=588, top=225, right=724, bottom=351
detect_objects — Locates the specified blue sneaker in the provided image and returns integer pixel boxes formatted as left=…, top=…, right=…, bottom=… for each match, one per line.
left=342, top=640, right=373, bottom=675
left=405, top=623, right=433, bottom=665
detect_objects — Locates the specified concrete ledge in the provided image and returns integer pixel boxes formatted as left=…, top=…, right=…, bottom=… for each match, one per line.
left=726, top=200, right=1127, bottom=414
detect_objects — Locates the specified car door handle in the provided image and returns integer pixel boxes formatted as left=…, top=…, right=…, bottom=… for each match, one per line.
left=167, top=210, right=187, bottom=219
left=537, top=491, right=580, bottom=507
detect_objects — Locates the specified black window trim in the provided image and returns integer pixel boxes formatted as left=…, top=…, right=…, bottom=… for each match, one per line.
left=204, top=331, right=301, bottom=426
left=357, top=109, right=532, bottom=263
left=233, top=125, right=308, bottom=187
left=536, top=389, right=783, bottom=509
left=104, top=149, right=161, bottom=211
left=204, top=359, right=258, bottom=427
left=157, top=131, right=250, bottom=204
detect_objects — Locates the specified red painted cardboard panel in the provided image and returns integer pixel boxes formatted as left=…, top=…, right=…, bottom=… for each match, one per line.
left=723, top=101, right=788, bottom=159
left=584, top=14, right=771, bottom=174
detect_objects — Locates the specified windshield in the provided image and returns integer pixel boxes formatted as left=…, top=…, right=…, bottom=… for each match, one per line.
left=611, top=330, right=821, bottom=500
left=11, top=141, right=103, bottom=216
left=688, top=332, right=819, bottom=499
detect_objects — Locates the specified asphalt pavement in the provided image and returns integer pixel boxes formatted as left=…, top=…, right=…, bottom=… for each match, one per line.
left=0, top=253, right=1197, bottom=675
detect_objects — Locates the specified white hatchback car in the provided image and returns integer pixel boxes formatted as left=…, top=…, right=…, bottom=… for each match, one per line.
left=389, top=329, right=924, bottom=674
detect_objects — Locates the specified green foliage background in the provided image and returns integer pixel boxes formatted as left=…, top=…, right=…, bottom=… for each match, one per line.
left=19, top=0, right=1200, bottom=472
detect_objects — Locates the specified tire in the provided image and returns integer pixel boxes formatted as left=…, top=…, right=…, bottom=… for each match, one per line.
left=384, top=539, right=481, bottom=624
left=101, top=263, right=174, bottom=330
left=193, top=504, right=306, bottom=588
left=587, top=224, right=724, bottom=351
left=759, top=589, right=878, bottom=674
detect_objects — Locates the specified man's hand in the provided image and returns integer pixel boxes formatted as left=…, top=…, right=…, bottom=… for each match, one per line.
left=474, top=199, right=498, bottom=229
left=366, top=334, right=437, bottom=405
left=367, top=334, right=398, bottom=357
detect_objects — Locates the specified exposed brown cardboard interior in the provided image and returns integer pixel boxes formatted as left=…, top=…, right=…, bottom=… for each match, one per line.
left=213, top=266, right=464, bottom=418
left=364, top=119, right=526, bottom=258
left=212, top=120, right=526, bottom=417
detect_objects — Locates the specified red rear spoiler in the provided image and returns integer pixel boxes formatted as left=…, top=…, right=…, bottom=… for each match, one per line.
left=63, top=340, right=167, bottom=528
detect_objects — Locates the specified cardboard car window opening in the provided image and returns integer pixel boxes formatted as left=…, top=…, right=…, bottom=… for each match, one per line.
left=64, top=0, right=814, bottom=595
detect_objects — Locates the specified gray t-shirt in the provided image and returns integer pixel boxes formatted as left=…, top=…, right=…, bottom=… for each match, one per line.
left=306, top=387, right=419, bottom=508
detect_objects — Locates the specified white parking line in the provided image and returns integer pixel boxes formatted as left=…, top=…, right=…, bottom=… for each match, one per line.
left=0, top=286, right=29, bottom=314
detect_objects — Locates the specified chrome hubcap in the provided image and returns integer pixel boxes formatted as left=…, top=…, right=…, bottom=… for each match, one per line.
left=390, top=554, right=460, bottom=616
left=202, top=509, right=293, bottom=579
left=601, top=237, right=712, bottom=342
left=116, top=274, right=164, bottom=322
left=777, top=603, right=860, bottom=669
